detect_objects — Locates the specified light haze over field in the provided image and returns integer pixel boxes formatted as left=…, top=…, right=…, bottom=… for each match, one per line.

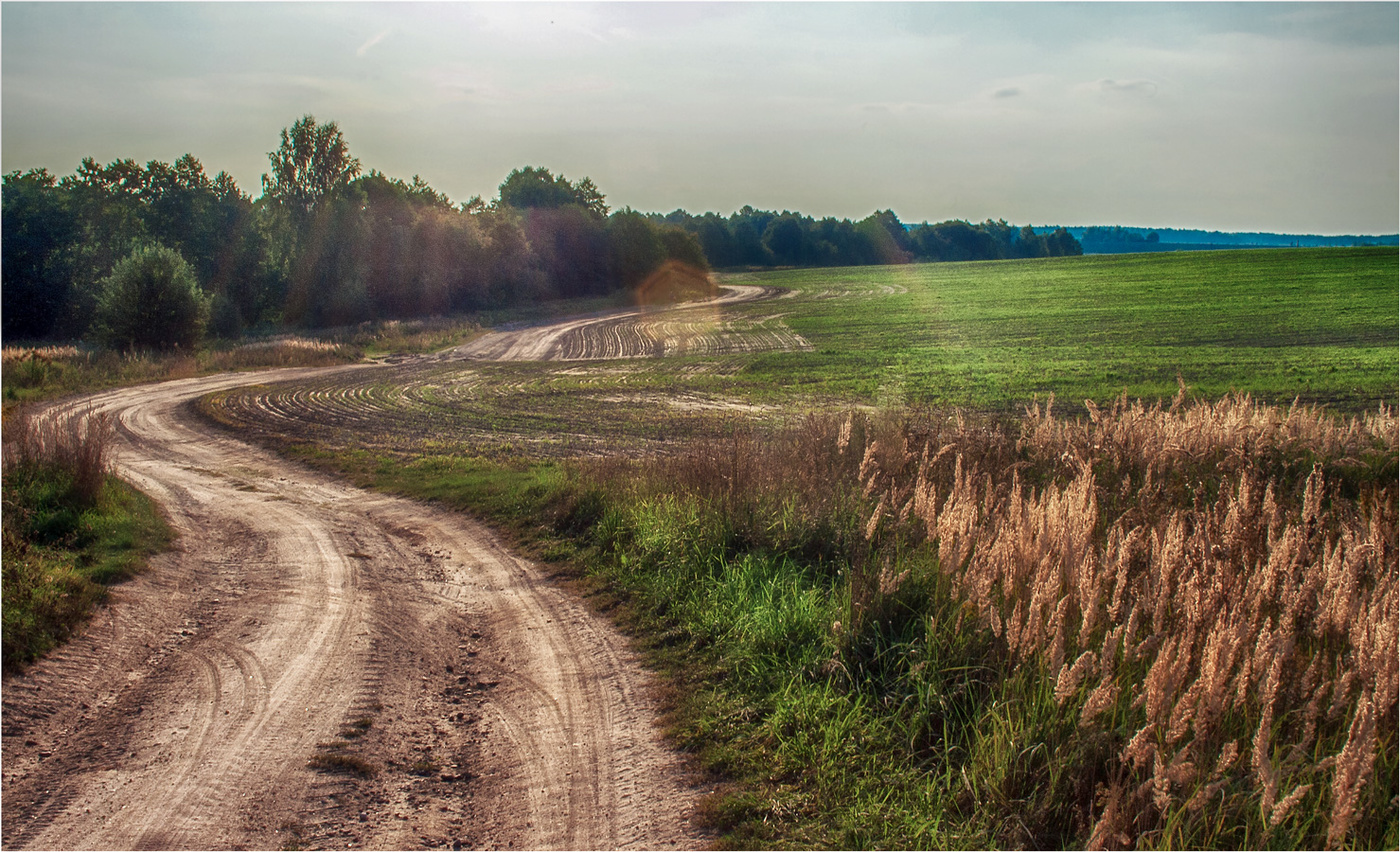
left=3, top=1, right=1396, bottom=234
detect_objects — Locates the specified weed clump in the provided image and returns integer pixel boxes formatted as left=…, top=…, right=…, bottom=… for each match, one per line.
left=307, top=748, right=377, bottom=778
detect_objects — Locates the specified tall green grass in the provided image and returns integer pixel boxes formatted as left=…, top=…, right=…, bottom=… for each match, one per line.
left=1, top=408, right=172, bottom=673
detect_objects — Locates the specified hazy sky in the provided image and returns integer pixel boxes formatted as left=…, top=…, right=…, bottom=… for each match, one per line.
left=4, top=2, right=1397, bottom=233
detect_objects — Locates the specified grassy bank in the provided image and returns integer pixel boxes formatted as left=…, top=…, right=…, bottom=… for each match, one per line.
left=1, top=407, right=172, bottom=674
left=232, top=392, right=1398, bottom=849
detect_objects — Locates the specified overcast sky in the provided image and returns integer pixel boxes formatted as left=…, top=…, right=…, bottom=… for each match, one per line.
left=3, top=2, right=1397, bottom=234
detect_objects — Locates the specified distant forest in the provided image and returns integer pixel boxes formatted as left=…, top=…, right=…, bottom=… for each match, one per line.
left=653, top=208, right=1081, bottom=268
left=3, top=114, right=1080, bottom=343
left=1041, top=225, right=1399, bottom=254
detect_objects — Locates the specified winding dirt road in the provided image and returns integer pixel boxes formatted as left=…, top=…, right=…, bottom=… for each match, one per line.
left=1, top=367, right=707, bottom=850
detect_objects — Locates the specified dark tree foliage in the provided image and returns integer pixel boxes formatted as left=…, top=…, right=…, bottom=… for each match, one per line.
left=2, top=169, right=78, bottom=340
left=498, top=167, right=609, bottom=217
left=1081, top=226, right=1157, bottom=249
left=261, top=115, right=362, bottom=228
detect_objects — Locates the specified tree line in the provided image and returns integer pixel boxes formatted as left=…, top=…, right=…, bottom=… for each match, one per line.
left=2, top=116, right=706, bottom=346
left=3, top=113, right=1081, bottom=349
left=652, top=208, right=1081, bottom=268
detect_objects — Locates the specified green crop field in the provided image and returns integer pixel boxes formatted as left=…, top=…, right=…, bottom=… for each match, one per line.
left=721, top=247, right=1398, bottom=413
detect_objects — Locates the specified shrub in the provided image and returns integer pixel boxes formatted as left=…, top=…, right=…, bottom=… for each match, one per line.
left=92, top=244, right=210, bottom=352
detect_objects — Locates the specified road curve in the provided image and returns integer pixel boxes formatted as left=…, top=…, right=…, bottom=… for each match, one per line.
left=450, top=284, right=802, bottom=361
left=1, top=369, right=706, bottom=850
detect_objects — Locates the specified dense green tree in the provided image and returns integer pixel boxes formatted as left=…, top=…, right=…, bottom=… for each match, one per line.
left=857, top=210, right=914, bottom=264
left=282, top=182, right=372, bottom=327
left=57, top=158, right=154, bottom=336
left=607, top=209, right=668, bottom=290
left=1046, top=227, right=1083, bottom=256
left=260, top=117, right=369, bottom=327
left=2, top=169, right=78, bottom=339
left=261, top=115, right=362, bottom=229
left=498, top=167, right=608, bottom=217
left=763, top=215, right=812, bottom=265
left=656, top=226, right=708, bottom=272
left=91, top=244, right=210, bottom=351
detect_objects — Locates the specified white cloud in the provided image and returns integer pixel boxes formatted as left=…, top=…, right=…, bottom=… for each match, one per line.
left=356, top=28, right=394, bottom=59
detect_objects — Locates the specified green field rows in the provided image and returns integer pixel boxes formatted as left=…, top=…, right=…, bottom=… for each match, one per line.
left=201, top=248, right=1397, bottom=463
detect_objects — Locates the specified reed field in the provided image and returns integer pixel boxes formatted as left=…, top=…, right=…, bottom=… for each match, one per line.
left=531, top=389, right=1396, bottom=849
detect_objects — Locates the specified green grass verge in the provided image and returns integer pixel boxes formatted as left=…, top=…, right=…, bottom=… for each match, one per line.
left=2, top=464, right=173, bottom=674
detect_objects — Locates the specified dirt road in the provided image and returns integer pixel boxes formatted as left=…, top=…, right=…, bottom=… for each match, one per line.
left=1, top=368, right=707, bottom=850
left=451, top=284, right=804, bottom=361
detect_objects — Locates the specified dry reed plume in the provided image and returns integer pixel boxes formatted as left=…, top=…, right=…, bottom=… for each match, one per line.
left=849, top=389, right=1397, bottom=848
left=2, top=346, right=82, bottom=364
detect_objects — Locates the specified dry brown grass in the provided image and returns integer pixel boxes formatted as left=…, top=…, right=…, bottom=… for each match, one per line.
left=2, top=346, right=82, bottom=364
left=847, top=390, right=1397, bottom=848
left=3, top=406, right=115, bottom=507
left=589, top=387, right=1396, bottom=845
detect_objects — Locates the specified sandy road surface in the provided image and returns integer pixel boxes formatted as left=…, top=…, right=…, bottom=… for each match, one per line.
left=451, top=284, right=804, bottom=361
left=2, top=368, right=706, bottom=850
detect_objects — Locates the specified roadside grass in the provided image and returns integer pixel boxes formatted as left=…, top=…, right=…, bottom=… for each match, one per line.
left=224, top=392, right=1397, bottom=849
left=1, top=407, right=172, bottom=674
